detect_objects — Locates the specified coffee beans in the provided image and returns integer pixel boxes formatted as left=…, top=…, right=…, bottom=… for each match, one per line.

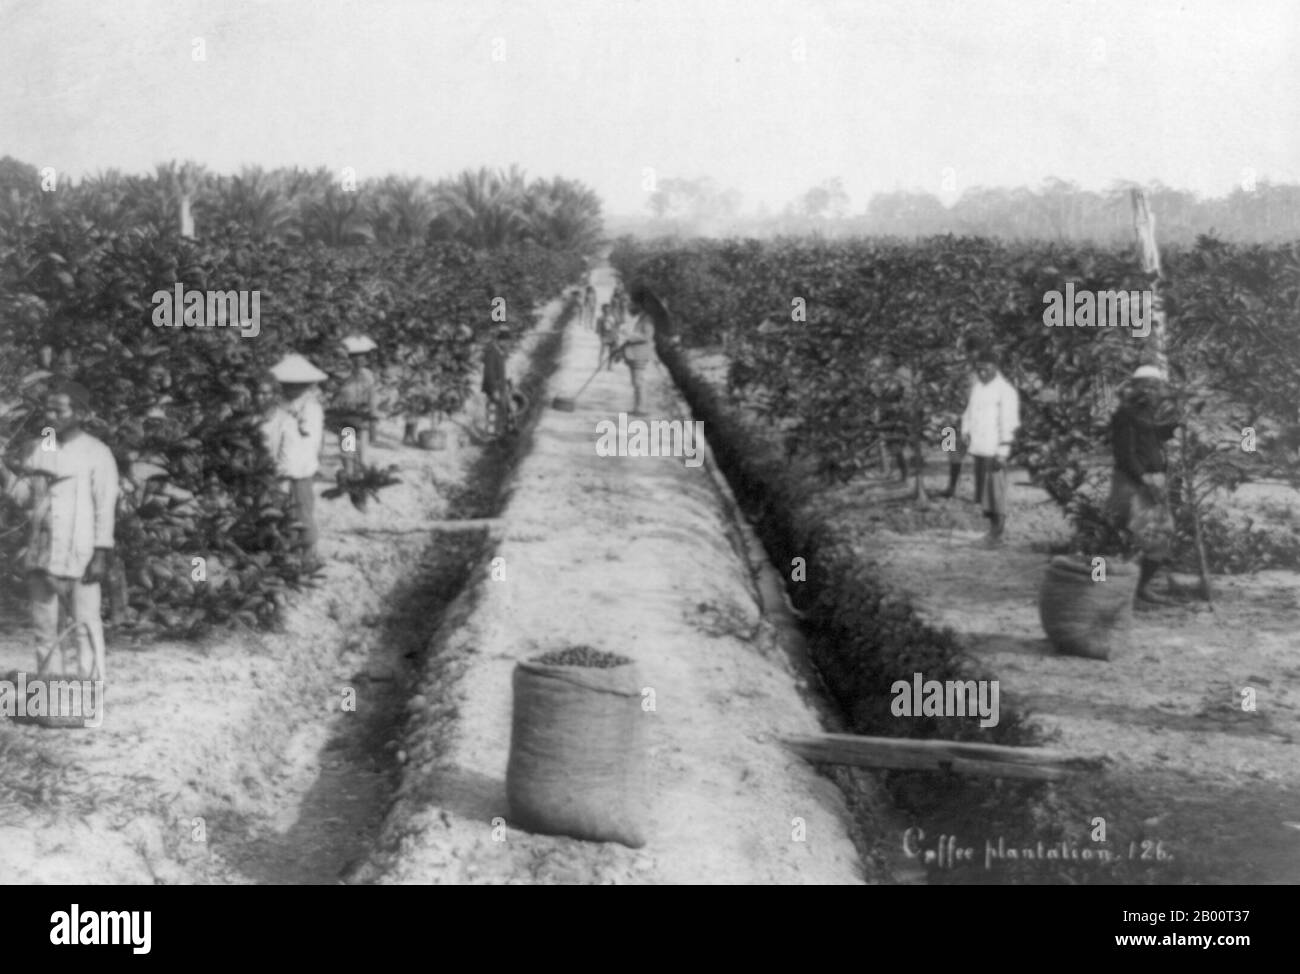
left=533, top=646, right=632, bottom=669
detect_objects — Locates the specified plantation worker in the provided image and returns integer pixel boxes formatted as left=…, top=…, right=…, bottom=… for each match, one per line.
left=599, top=303, right=622, bottom=371
left=594, top=304, right=608, bottom=366
left=263, top=354, right=327, bottom=569
left=940, top=348, right=980, bottom=500
left=482, top=325, right=514, bottom=436
left=1108, top=365, right=1180, bottom=606
left=617, top=285, right=662, bottom=415
left=333, top=335, right=379, bottom=478
left=0, top=380, right=117, bottom=681
left=961, top=346, right=1021, bottom=547
left=875, top=355, right=913, bottom=482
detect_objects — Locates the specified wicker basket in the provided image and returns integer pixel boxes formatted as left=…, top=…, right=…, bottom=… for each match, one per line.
left=1038, top=555, right=1138, bottom=661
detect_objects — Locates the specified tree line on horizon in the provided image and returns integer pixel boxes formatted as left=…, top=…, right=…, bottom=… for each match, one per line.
left=0, top=157, right=604, bottom=254
left=629, top=175, right=1300, bottom=245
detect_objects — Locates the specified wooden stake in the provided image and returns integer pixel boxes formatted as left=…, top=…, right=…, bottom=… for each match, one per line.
left=783, top=732, right=1104, bottom=781
left=1131, top=189, right=1214, bottom=606
left=1130, top=190, right=1168, bottom=375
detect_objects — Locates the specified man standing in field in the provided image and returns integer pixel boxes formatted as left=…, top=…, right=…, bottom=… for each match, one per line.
left=332, top=334, right=379, bottom=479
left=482, top=325, right=517, bottom=436
left=610, top=282, right=628, bottom=322
left=940, top=345, right=980, bottom=500
left=594, top=303, right=609, bottom=367
left=1, top=380, right=118, bottom=681
left=617, top=285, right=668, bottom=416
left=1108, top=365, right=1180, bottom=606
left=877, top=355, right=914, bottom=482
left=599, top=303, right=622, bottom=371
left=263, top=354, right=327, bottom=570
left=961, top=347, right=1020, bottom=547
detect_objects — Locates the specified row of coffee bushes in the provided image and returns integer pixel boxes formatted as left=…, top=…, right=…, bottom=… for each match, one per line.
left=612, top=235, right=1300, bottom=572
left=0, top=207, right=584, bottom=635
left=650, top=329, right=1031, bottom=746
left=650, top=331, right=1202, bottom=885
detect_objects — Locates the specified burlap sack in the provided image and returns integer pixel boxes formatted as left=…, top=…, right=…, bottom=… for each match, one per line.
left=506, top=658, right=648, bottom=848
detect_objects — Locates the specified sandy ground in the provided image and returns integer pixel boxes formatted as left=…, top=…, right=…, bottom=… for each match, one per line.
left=355, top=267, right=868, bottom=884
left=0, top=308, right=544, bottom=885
left=1, top=280, right=878, bottom=885
left=691, top=349, right=1300, bottom=884
left=859, top=487, right=1300, bottom=884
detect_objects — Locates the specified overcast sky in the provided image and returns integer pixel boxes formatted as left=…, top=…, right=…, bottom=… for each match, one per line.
left=2, top=0, right=1297, bottom=214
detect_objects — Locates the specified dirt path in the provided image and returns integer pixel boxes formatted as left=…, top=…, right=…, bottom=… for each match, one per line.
left=355, top=268, right=868, bottom=884
left=2, top=284, right=877, bottom=885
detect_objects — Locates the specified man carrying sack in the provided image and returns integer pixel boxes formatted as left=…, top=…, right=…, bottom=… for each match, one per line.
left=262, top=354, right=327, bottom=569
left=1108, top=364, right=1180, bottom=607
left=961, top=345, right=1020, bottom=548
left=1, top=379, right=118, bottom=682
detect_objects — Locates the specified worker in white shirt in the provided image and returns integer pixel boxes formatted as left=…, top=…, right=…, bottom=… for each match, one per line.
left=1, top=380, right=118, bottom=681
left=262, top=354, right=327, bottom=569
left=960, top=346, right=1021, bottom=548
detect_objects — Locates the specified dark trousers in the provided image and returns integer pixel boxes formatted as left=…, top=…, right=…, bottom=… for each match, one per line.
left=286, top=477, right=319, bottom=560
left=972, top=455, right=1007, bottom=517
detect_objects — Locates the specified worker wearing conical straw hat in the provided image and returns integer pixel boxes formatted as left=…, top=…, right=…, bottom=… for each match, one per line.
left=263, top=354, right=327, bottom=570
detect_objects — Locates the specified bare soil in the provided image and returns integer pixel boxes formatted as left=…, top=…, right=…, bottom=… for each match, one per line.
left=352, top=268, right=874, bottom=885
left=691, top=349, right=1300, bottom=885
left=1, top=283, right=889, bottom=886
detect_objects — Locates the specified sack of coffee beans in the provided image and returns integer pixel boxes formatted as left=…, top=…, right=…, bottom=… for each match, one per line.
left=506, top=647, right=648, bottom=848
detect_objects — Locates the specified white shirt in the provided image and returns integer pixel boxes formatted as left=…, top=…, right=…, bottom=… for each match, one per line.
left=961, top=372, right=1020, bottom=458
left=262, top=393, right=324, bottom=479
left=9, top=432, right=118, bottom=578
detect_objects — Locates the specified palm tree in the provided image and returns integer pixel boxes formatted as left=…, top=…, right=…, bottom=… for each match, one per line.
left=209, top=167, right=300, bottom=241
left=520, top=177, right=603, bottom=252
left=431, top=167, right=528, bottom=250
left=134, top=161, right=209, bottom=237
left=299, top=175, right=374, bottom=246
left=367, top=175, right=437, bottom=246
